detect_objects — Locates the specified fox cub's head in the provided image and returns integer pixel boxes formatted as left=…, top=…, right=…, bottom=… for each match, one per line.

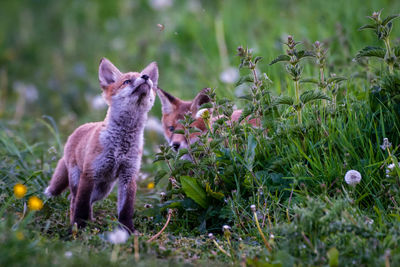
left=157, top=88, right=211, bottom=151
left=98, top=58, right=158, bottom=112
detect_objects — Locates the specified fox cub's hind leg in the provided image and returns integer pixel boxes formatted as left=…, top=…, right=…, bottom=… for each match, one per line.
left=73, top=172, right=94, bottom=228
left=45, top=157, right=69, bottom=197
left=118, top=174, right=137, bottom=233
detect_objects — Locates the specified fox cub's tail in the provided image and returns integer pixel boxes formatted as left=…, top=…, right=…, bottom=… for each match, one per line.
left=44, top=157, right=69, bottom=197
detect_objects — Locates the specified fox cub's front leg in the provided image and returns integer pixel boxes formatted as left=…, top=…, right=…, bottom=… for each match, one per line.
left=117, top=173, right=137, bottom=233
left=72, top=172, right=94, bottom=228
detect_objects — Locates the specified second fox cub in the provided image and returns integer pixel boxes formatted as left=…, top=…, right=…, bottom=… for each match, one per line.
left=45, top=58, right=158, bottom=233
left=157, top=88, right=258, bottom=152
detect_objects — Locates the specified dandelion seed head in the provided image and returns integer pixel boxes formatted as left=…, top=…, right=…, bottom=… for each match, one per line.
left=344, top=170, right=362, bottom=186
left=107, top=228, right=129, bottom=244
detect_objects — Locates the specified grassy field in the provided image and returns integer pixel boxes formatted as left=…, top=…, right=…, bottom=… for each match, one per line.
left=1, top=0, right=400, bottom=266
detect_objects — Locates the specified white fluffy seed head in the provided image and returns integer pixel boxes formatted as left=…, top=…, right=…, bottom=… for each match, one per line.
left=344, top=170, right=362, bottom=186
left=107, top=229, right=129, bottom=244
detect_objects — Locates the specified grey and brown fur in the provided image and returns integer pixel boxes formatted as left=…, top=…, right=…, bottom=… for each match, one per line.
left=45, top=58, right=158, bottom=233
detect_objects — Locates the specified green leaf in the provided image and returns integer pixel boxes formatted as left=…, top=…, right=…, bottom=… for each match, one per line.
left=254, top=56, right=263, bottom=64
left=180, top=176, right=207, bottom=208
left=327, top=76, right=347, bottom=84
left=358, top=24, right=377, bottom=31
left=235, top=74, right=254, bottom=86
left=177, top=148, right=189, bottom=158
left=355, top=46, right=385, bottom=60
left=295, top=50, right=315, bottom=59
left=394, top=46, right=400, bottom=57
left=274, top=96, right=294, bottom=106
left=199, top=102, right=213, bottom=109
left=173, top=129, right=185, bottom=135
left=300, top=78, right=319, bottom=84
left=245, top=134, right=257, bottom=171
left=269, top=54, right=290, bottom=65
left=327, top=247, right=339, bottom=267
left=205, top=183, right=224, bottom=200
left=381, top=14, right=400, bottom=26
left=154, top=170, right=167, bottom=184
left=300, top=90, right=330, bottom=104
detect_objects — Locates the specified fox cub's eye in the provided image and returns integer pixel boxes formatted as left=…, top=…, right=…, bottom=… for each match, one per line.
left=123, top=80, right=131, bottom=85
left=168, top=126, right=175, bottom=132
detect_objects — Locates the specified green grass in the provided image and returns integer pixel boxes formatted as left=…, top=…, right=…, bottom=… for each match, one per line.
left=2, top=0, right=400, bottom=266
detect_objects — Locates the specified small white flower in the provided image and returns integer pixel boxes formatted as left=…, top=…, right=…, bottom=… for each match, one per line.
left=365, top=217, right=374, bottom=226
left=208, top=233, right=214, bottom=239
left=385, top=163, right=400, bottom=177
left=344, top=170, right=362, bottom=186
left=380, top=138, right=392, bottom=151
left=219, top=66, right=239, bottom=84
left=107, top=229, right=129, bottom=244
left=250, top=204, right=256, bottom=212
left=269, top=234, right=275, bottom=239
left=388, top=163, right=396, bottom=170
left=64, top=251, right=73, bottom=258
left=222, top=225, right=231, bottom=232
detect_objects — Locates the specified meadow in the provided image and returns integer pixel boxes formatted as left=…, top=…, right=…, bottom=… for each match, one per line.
left=1, top=0, right=400, bottom=266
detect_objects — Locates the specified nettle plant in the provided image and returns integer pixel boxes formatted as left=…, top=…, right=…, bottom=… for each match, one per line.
left=355, top=10, right=400, bottom=143
left=356, top=10, right=400, bottom=74
left=152, top=48, right=277, bottom=231
left=269, top=35, right=330, bottom=124
left=301, top=41, right=347, bottom=110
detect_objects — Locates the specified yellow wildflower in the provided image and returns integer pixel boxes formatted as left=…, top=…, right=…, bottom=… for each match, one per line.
left=13, top=184, right=27, bottom=199
left=147, top=182, right=155, bottom=189
left=16, top=231, right=24, bottom=240
left=28, top=196, right=43, bottom=211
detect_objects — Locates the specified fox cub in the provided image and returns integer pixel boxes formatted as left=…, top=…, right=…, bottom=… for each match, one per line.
left=157, top=88, right=259, bottom=152
left=45, top=58, right=158, bottom=233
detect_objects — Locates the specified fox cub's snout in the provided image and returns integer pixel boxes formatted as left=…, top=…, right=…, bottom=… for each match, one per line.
left=45, top=58, right=158, bottom=233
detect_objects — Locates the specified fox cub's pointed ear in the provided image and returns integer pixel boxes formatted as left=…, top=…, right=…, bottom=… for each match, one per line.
left=157, top=88, right=175, bottom=114
left=191, top=88, right=211, bottom=113
left=142, top=62, right=159, bottom=87
left=99, top=58, right=122, bottom=89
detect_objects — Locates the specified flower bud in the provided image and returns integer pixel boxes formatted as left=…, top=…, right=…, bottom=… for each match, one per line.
left=250, top=204, right=256, bottom=212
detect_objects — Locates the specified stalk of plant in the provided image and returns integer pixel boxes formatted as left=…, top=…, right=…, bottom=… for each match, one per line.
left=270, top=35, right=328, bottom=124
left=147, top=209, right=174, bottom=243
left=250, top=205, right=272, bottom=252
left=134, top=232, right=139, bottom=261
left=208, top=233, right=231, bottom=257
left=237, top=46, right=273, bottom=123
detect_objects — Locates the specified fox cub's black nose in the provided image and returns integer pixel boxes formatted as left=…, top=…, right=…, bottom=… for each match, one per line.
left=172, top=143, right=180, bottom=151
left=141, top=74, right=149, bottom=80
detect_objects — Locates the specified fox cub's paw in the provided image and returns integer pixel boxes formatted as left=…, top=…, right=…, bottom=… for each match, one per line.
left=44, top=186, right=54, bottom=198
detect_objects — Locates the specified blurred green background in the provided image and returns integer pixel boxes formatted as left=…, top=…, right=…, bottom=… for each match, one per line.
left=0, top=0, right=399, bottom=135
